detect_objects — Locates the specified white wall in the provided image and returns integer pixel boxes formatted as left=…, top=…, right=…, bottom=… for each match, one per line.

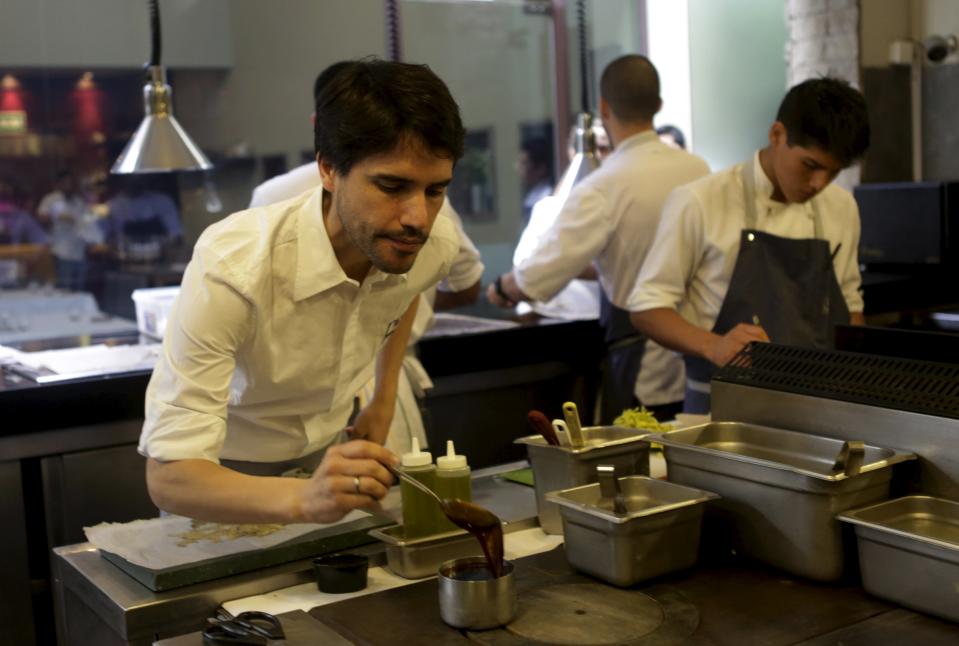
left=647, top=0, right=693, bottom=149
left=0, top=0, right=232, bottom=68
left=687, top=0, right=788, bottom=171
left=175, top=0, right=385, bottom=168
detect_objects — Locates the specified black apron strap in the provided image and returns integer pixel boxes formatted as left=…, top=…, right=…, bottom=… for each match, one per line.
left=598, top=289, right=647, bottom=423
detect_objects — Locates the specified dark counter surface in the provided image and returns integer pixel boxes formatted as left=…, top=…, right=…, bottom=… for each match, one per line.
left=307, top=543, right=959, bottom=646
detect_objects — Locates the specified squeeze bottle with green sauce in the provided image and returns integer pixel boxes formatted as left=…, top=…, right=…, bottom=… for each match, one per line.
left=434, top=440, right=472, bottom=533
left=400, top=437, right=439, bottom=539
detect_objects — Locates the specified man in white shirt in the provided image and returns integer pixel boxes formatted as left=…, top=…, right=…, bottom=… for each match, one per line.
left=140, top=59, right=465, bottom=524
left=488, top=55, right=710, bottom=421
left=629, top=78, right=870, bottom=413
left=249, top=67, right=484, bottom=456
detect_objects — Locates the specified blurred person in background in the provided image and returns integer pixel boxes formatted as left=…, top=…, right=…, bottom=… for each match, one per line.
left=490, top=55, right=710, bottom=422
left=101, top=175, right=182, bottom=261
left=0, top=176, right=48, bottom=247
left=518, top=137, right=554, bottom=223
left=656, top=124, right=686, bottom=150
left=37, top=170, right=103, bottom=291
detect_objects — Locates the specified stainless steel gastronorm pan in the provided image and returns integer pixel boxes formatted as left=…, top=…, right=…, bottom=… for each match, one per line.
left=839, top=495, right=959, bottom=622
left=647, top=422, right=915, bottom=581
left=369, top=525, right=481, bottom=579
left=515, top=426, right=650, bottom=534
left=547, top=476, right=718, bottom=586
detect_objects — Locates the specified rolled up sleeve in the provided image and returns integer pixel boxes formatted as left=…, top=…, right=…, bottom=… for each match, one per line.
left=514, top=184, right=611, bottom=303
left=627, top=187, right=703, bottom=313
left=436, top=201, right=484, bottom=293
left=139, top=245, right=253, bottom=463
left=835, top=196, right=864, bottom=314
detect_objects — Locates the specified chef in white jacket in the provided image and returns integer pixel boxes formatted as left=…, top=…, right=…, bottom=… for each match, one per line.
left=489, top=55, right=709, bottom=422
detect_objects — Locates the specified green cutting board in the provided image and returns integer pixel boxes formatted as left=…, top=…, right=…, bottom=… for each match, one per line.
left=100, top=512, right=392, bottom=591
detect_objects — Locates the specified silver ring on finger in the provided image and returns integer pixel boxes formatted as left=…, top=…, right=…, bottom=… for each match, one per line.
left=353, top=475, right=361, bottom=495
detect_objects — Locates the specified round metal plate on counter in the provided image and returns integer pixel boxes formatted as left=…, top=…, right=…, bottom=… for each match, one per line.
left=467, top=582, right=699, bottom=645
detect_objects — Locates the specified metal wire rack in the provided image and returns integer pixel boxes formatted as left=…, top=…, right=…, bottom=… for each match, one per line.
left=714, top=342, right=959, bottom=419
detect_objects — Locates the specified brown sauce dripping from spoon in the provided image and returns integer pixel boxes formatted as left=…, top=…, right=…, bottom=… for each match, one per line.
left=440, top=499, right=504, bottom=578
left=387, top=464, right=504, bottom=577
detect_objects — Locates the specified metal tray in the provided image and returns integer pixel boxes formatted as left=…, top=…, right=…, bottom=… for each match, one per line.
left=839, top=495, right=959, bottom=622
left=369, top=525, right=482, bottom=579
left=647, top=422, right=915, bottom=581
left=515, top=426, right=650, bottom=534
left=547, top=476, right=718, bottom=586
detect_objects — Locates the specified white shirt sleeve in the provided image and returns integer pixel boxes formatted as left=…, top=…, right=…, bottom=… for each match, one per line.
left=627, top=186, right=705, bottom=313
left=139, top=245, right=254, bottom=463
left=833, top=193, right=864, bottom=314
left=437, top=200, right=484, bottom=293
left=513, top=183, right=612, bottom=303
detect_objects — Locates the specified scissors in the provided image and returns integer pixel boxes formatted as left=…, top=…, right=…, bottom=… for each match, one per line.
left=202, top=610, right=285, bottom=645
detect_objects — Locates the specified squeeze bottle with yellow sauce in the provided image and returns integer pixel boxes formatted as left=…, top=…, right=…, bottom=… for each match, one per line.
left=434, top=440, right=472, bottom=533
left=399, top=437, right=439, bottom=539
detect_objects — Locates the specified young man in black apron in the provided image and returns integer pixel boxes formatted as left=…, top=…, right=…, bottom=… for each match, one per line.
left=628, top=78, right=870, bottom=414
left=488, top=55, right=710, bottom=423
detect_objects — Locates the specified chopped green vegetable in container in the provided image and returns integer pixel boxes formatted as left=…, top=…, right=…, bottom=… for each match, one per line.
left=612, top=407, right=673, bottom=450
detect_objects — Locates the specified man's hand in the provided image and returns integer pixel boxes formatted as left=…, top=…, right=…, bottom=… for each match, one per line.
left=346, top=399, right=394, bottom=445
left=298, top=440, right=399, bottom=524
left=706, top=323, right=769, bottom=367
left=486, top=272, right=529, bottom=308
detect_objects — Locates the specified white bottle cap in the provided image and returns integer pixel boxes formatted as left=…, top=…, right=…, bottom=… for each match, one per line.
left=436, top=440, right=468, bottom=470
left=401, top=437, right=433, bottom=468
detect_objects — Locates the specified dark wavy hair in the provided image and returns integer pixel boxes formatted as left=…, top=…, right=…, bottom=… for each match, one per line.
left=313, top=58, right=465, bottom=175
left=776, top=78, right=870, bottom=167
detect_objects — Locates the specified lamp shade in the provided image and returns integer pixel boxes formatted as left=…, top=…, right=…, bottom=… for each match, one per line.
left=553, top=112, right=601, bottom=202
left=112, top=66, right=211, bottom=174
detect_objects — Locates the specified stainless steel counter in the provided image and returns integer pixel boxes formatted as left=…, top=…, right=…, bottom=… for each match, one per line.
left=52, top=466, right=538, bottom=646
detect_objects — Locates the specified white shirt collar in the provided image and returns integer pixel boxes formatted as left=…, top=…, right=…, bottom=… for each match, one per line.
left=293, top=188, right=405, bottom=302
left=609, top=129, right=660, bottom=159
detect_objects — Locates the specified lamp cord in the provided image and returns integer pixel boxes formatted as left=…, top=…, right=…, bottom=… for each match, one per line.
left=149, top=0, right=161, bottom=67
left=577, top=0, right=589, bottom=114
left=385, top=0, right=401, bottom=62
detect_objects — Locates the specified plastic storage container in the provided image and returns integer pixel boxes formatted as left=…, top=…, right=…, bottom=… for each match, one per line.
left=399, top=438, right=439, bottom=539
left=435, top=440, right=471, bottom=533
left=131, top=286, right=180, bottom=339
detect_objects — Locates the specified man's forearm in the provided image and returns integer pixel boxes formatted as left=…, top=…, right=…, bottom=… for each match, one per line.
left=373, top=298, right=419, bottom=406
left=434, top=280, right=481, bottom=311
left=146, top=458, right=305, bottom=523
left=630, top=308, right=716, bottom=361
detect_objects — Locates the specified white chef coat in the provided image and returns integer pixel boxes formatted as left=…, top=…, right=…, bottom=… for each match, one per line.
left=139, top=188, right=459, bottom=463
left=627, top=151, right=864, bottom=333
left=513, top=130, right=710, bottom=405
left=246, top=162, right=484, bottom=454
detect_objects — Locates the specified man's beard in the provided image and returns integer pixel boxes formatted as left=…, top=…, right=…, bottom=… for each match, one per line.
left=335, top=192, right=427, bottom=275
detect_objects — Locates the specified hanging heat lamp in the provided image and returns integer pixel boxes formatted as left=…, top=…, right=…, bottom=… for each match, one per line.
left=552, top=0, right=600, bottom=202
left=112, top=0, right=211, bottom=174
